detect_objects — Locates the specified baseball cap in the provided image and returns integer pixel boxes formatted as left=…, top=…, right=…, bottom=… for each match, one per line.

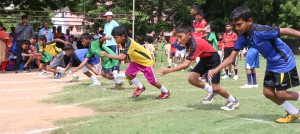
left=103, top=11, right=113, bottom=16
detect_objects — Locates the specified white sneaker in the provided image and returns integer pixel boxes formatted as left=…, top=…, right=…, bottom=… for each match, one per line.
left=221, top=75, right=229, bottom=80
left=253, top=84, right=258, bottom=88
left=221, top=98, right=240, bottom=111
left=240, top=84, right=253, bottom=89
left=232, top=75, right=239, bottom=80
left=89, top=82, right=101, bottom=86
left=39, top=71, right=47, bottom=76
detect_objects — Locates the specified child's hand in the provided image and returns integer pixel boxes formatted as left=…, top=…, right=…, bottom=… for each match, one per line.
left=21, top=53, right=26, bottom=56
left=106, top=36, right=112, bottom=40
left=159, top=68, right=170, bottom=75
left=207, top=69, right=217, bottom=81
left=101, top=51, right=108, bottom=57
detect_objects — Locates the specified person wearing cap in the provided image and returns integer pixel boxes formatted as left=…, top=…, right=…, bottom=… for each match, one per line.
left=38, top=21, right=54, bottom=42
left=63, top=45, right=101, bottom=86
left=101, top=11, right=120, bottom=71
left=15, top=15, right=34, bottom=73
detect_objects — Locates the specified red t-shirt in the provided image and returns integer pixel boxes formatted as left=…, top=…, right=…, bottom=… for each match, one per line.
left=193, top=19, right=207, bottom=37
left=169, top=35, right=177, bottom=53
left=222, top=32, right=238, bottom=48
left=186, top=36, right=216, bottom=60
left=217, top=41, right=223, bottom=51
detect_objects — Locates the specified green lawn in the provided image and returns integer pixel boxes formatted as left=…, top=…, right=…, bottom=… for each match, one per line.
left=44, top=56, right=300, bottom=134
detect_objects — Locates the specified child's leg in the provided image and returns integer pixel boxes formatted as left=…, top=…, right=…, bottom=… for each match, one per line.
left=251, top=69, right=257, bottom=85
left=246, top=69, right=252, bottom=85
left=1, top=61, right=6, bottom=72
left=82, top=66, right=100, bottom=84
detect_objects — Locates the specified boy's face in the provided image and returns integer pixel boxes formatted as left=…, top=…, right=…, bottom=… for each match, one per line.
left=225, top=25, right=232, bottom=32
left=38, top=39, right=46, bottom=46
left=113, top=35, right=126, bottom=48
left=195, top=14, right=203, bottom=21
left=190, top=8, right=197, bottom=16
left=22, top=44, right=28, bottom=49
left=175, top=32, right=191, bottom=46
left=217, top=34, right=223, bottom=40
left=81, top=38, right=91, bottom=47
left=30, top=38, right=36, bottom=44
left=232, top=18, right=253, bottom=35
left=65, top=50, right=73, bottom=56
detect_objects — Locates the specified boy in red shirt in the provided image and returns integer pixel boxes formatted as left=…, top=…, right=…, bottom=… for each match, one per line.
left=160, top=24, right=239, bottom=110
left=193, top=10, right=207, bottom=39
left=222, top=22, right=238, bottom=80
left=168, top=28, right=177, bottom=68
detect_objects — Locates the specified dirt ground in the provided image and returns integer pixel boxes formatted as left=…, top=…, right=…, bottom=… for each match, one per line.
left=0, top=71, right=96, bottom=134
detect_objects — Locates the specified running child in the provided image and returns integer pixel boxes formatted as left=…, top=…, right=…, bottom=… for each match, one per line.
left=101, top=26, right=170, bottom=99
left=73, top=33, right=124, bottom=90
left=208, top=6, right=300, bottom=122
left=160, top=24, right=239, bottom=110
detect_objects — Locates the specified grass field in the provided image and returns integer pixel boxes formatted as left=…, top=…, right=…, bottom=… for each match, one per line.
left=44, top=56, right=300, bottom=134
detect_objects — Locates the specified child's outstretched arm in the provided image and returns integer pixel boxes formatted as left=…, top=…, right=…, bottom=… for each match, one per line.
left=101, top=51, right=127, bottom=61
left=160, top=59, right=192, bottom=75
left=280, top=28, right=300, bottom=38
left=72, top=58, right=89, bottom=73
left=54, top=38, right=69, bottom=45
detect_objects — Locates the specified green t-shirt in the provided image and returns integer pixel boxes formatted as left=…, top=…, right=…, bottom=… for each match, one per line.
left=155, top=41, right=165, bottom=52
left=86, top=39, right=118, bottom=69
left=207, top=32, right=219, bottom=51
left=41, top=51, right=52, bottom=63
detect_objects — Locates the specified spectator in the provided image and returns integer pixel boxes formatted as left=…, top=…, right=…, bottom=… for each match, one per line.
left=15, top=15, right=34, bottom=73
left=38, top=21, right=54, bottom=42
left=93, top=29, right=102, bottom=40
left=64, top=29, right=72, bottom=42
left=0, top=22, right=12, bottom=73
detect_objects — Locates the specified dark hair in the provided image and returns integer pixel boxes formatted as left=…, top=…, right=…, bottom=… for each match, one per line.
left=0, top=22, right=3, bottom=27
left=21, top=15, right=28, bottom=19
left=175, top=23, right=192, bottom=33
left=112, top=26, right=127, bottom=37
left=196, top=10, right=206, bottom=18
left=63, top=45, right=74, bottom=51
left=38, top=35, right=47, bottom=41
left=22, top=40, right=30, bottom=45
left=230, top=6, right=252, bottom=22
left=217, top=32, right=223, bottom=36
left=225, top=22, right=232, bottom=26
left=80, top=33, right=92, bottom=40
left=207, top=22, right=215, bottom=32
left=191, top=5, right=200, bottom=11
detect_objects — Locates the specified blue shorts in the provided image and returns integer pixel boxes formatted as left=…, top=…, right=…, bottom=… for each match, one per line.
left=102, top=66, right=115, bottom=74
left=245, top=48, right=260, bottom=69
left=169, top=52, right=175, bottom=57
left=88, top=55, right=100, bottom=65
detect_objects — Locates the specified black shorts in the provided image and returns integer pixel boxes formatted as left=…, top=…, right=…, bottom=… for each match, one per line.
left=40, top=60, right=50, bottom=65
left=224, top=47, right=238, bottom=66
left=192, top=52, right=221, bottom=84
left=264, top=67, right=300, bottom=90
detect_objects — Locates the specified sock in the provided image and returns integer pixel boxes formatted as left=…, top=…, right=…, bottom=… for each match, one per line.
left=252, top=73, right=257, bottom=85
left=131, top=77, right=143, bottom=89
left=160, top=85, right=169, bottom=93
left=90, top=75, right=99, bottom=83
left=112, top=78, right=121, bottom=84
left=190, top=66, right=193, bottom=69
left=114, top=73, right=126, bottom=79
left=247, top=74, right=252, bottom=85
left=196, top=57, right=200, bottom=63
left=234, top=69, right=238, bottom=75
left=203, top=83, right=213, bottom=93
left=227, top=95, right=236, bottom=102
left=225, top=69, right=229, bottom=76
left=280, top=101, right=299, bottom=115
left=168, top=59, right=172, bottom=66
left=298, top=92, right=300, bottom=101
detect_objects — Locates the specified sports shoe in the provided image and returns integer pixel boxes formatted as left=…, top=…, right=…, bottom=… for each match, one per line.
left=53, top=72, right=57, bottom=76
left=232, top=75, right=239, bottom=80
left=156, top=91, right=170, bottom=99
left=89, top=82, right=101, bottom=86
left=55, top=72, right=62, bottom=79
left=221, top=75, right=229, bottom=80
left=70, top=74, right=79, bottom=82
left=253, top=84, right=258, bottom=88
left=276, top=112, right=300, bottom=123
left=168, top=66, right=171, bottom=68
left=202, top=92, right=216, bottom=104
left=109, top=82, right=124, bottom=90
left=132, top=86, right=146, bottom=98
left=39, top=71, right=47, bottom=76
left=240, top=84, right=253, bottom=89
left=221, top=98, right=240, bottom=111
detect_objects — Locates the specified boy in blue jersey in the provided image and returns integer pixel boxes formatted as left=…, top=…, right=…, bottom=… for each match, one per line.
left=208, top=6, right=300, bottom=123
left=63, top=45, right=101, bottom=86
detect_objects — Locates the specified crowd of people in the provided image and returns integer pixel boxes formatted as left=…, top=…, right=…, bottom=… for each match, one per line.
left=1, top=5, right=300, bottom=123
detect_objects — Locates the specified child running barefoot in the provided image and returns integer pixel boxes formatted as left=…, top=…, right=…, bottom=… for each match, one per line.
left=160, top=24, right=239, bottom=110
left=101, top=26, right=170, bottom=99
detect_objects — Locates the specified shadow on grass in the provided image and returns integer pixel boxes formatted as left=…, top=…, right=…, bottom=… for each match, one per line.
left=131, top=95, right=157, bottom=101
left=187, top=103, right=223, bottom=111
left=237, top=113, right=285, bottom=122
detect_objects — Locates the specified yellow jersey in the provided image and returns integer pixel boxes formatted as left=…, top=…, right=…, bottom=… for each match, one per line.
left=39, top=41, right=62, bottom=56
left=121, top=37, right=154, bottom=66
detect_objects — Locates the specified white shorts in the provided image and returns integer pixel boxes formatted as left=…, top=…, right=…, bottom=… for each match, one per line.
left=175, top=50, right=185, bottom=58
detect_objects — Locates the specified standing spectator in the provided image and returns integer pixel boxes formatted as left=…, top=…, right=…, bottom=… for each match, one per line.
left=52, top=26, right=58, bottom=39
left=168, top=28, right=177, bottom=68
left=38, top=21, right=54, bottom=42
left=64, top=29, right=72, bottom=41
left=55, top=27, right=64, bottom=39
left=15, top=15, right=34, bottom=73
left=0, top=22, right=12, bottom=73
left=102, top=11, right=120, bottom=71
left=93, top=29, right=102, bottom=40
left=221, top=22, right=238, bottom=80
left=68, top=35, right=77, bottom=49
